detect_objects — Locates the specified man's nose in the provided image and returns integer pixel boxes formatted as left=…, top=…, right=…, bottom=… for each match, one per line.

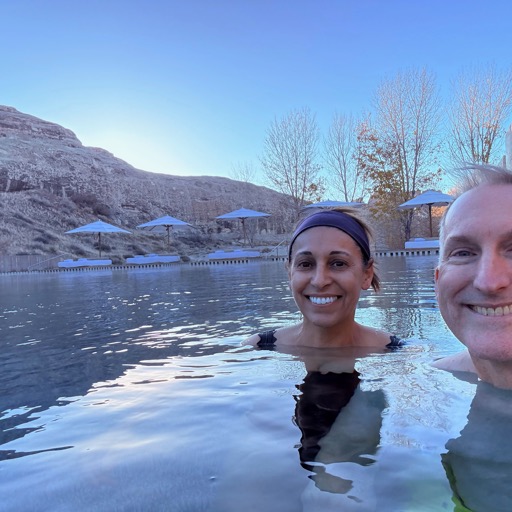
left=474, top=252, right=512, bottom=293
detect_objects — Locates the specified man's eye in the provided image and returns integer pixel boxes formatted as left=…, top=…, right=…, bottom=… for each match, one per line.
left=451, top=250, right=473, bottom=257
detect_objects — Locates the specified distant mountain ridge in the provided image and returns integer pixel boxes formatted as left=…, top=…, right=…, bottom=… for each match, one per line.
left=0, top=105, right=293, bottom=257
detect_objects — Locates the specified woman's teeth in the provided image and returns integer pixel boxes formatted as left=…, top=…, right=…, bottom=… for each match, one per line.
left=309, top=296, right=337, bottom=305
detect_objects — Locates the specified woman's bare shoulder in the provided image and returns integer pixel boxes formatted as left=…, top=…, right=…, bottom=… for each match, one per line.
left=359, top=325, right=398, bottom=348
left=241, top=333, right=262, bottom=347
left=241, top=325, right=299, bottom=347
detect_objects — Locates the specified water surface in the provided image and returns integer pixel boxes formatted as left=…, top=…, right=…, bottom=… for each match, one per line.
left=0, top=257, right=492, bottom=511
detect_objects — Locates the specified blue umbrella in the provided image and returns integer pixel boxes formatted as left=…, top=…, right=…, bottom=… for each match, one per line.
left=216, top=208, right=270, bottom=245
left=66, top=220, right=131, bottom=257
left=137, top=215, right=190, bottom=251
left=398, top=190, right=454, bottom=237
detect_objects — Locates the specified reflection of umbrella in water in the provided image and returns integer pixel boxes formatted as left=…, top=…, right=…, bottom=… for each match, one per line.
left=303, top=200, right=364, bottom=210
left=66, top=220, right=131, bottom=257
left=137, top=215, right=191, bottom=252
left=398, top=190, right=454, bottom=237
left=216, top=208, right=271, bottom=245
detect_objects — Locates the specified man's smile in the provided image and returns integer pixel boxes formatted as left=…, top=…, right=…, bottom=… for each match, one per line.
left=468, top=304, right=512, bottom=316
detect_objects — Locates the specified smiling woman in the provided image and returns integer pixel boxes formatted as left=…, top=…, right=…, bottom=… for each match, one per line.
left=244, top=208, right=401, bottom=350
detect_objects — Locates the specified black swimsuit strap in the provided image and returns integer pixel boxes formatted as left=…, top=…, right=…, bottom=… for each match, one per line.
left=256, top=331, right=403, bottom=349
left=256, top=329, right=278, bottom=348
left=386, top=335, right=403, bottom=348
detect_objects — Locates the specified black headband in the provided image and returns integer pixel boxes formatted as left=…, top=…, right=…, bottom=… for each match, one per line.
left=288, top=210, right=371, bottom=261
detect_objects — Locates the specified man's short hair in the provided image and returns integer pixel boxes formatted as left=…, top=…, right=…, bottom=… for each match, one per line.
left=439, top=164, right=512, bottom=246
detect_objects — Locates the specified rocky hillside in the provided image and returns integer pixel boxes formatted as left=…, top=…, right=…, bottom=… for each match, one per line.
left=0, top=106, right=296, bottom=260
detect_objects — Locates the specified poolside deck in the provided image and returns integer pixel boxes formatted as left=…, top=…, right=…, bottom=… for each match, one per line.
left=375, top=248, right=439, bottom=257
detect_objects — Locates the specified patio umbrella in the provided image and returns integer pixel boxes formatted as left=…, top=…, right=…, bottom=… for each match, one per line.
left=216, top=208, right=271, bottom=245
left=137, top=215, right=191, bottom=251
left=303, top=200, right=364, bottom=210
left=65, top=220, right=131, bottom=257
left=398, top=190, right=454, bottom=237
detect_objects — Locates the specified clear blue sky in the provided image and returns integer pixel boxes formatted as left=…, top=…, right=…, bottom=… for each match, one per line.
left=3, top=0, right=512, bottom=186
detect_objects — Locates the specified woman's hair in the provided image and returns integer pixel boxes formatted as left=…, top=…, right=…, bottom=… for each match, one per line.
left=289, top=207, right=380, bottom=292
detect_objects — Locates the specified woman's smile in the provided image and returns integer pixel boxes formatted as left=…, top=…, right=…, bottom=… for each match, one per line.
left=307, top=295, right=340, bottom=305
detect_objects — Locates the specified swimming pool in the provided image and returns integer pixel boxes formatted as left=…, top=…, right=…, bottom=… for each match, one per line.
left=0, top=257, right=497, bottom=511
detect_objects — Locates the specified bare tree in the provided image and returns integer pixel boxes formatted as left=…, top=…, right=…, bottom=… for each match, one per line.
left=448, top=64, right=512, bottom=165
left=370, top=68, right=443, bottom=240
left=260, top=107, right=322, bottom=218
left=229, top=160, right=257, bottom=183
left=324, top=112, right=370, bottom=202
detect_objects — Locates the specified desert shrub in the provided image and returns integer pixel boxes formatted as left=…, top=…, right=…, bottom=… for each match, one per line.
left=27, top=243, right=47, bottom=254
left=180, top=230, right=210, bottom=246
left=13, top=213, right=32, bottom=224
left=70, top=192, right=97, bottom=208
left=29, top=194, right=54, bottom=209
left=33, top=235, right=50, bottom=245
left=95, top=242, right=112, bottom=253
left=67, top=244, right=87, bottom=257
left=93, top=202, right=111, bottom=216
left=60, top=198, right=77, bottom=215
left=127, top=243, right=147, bottom=255
left=33, top=231, right=59, bottom=244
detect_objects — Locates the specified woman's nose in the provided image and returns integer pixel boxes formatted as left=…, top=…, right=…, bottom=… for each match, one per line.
left=311, top=266, right=332, bottom=287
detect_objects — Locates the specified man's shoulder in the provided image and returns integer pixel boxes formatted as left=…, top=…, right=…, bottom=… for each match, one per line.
left=432, top=350, right=477, bottom=374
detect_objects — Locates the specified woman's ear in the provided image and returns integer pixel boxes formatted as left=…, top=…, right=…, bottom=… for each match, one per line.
left=361, top=259, right=374, bottom=290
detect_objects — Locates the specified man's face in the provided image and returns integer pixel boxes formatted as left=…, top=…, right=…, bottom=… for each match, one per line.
left=435, top=184, right=512, bottom=362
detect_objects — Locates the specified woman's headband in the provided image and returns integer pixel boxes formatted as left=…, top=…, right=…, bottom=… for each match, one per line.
left=288, top=210, right=371, bottom=262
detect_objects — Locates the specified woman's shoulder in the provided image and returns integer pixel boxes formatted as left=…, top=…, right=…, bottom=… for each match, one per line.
left=359, top=325, right=403, bottom=348
left=242, top=329, right=278, bottom=348
left=386, top=334, right=405, bottom=348
left=242, top=325, right=299, bottom=348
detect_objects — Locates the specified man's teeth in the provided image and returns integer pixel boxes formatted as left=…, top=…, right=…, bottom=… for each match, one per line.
left=472, top=305, right=512, bottom=316
left=309, top=296, right=337, bottom=305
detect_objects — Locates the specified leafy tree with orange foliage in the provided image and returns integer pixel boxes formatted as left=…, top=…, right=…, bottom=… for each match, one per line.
left=360, top=69, right=443, bottom=242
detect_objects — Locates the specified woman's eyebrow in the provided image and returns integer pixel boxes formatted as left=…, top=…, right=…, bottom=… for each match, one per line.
left=295, top=250, right=351, bottom=257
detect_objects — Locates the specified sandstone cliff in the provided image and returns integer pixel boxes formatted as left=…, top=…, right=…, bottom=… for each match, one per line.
left=0, top=106, right=295, bottom=260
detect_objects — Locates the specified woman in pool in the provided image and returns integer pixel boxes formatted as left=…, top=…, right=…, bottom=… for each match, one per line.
left=245, top=208, right=399, bottom=350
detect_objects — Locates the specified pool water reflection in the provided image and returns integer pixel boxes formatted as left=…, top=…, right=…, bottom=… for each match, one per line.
left=0, top=257, right=496, bottom=511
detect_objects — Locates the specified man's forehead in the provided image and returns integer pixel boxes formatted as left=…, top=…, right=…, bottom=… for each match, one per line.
left=447, top=184, right=512, bottom=220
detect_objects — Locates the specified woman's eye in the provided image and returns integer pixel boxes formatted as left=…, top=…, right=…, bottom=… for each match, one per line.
left=331, top=260, right=347, bottom=268
left=296, top=261, right=313, bottom=269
